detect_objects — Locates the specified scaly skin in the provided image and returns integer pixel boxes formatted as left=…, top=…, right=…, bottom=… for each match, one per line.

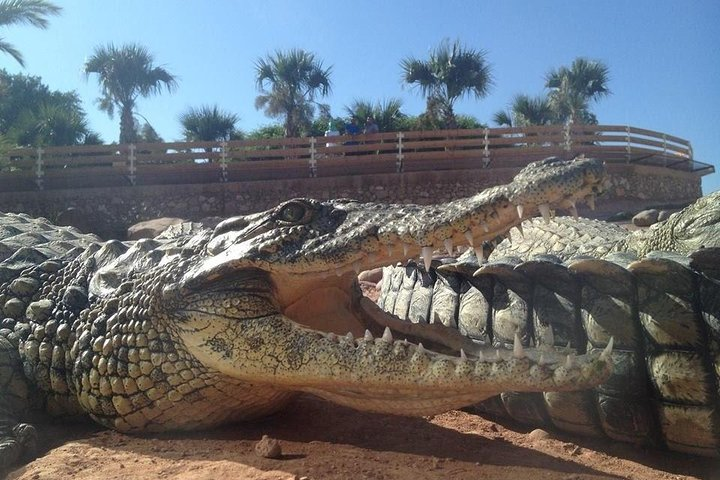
left=378, top=191, right=720, bottom=456
left=0, top=157, right=613, bottom=471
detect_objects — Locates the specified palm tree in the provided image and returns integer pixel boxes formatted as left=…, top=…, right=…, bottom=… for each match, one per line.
left=179, top=105, right=239, bottom=142
left=0, top=0, right=60, bottom=67
left=254, top=49, right=332, bottom=138
left=401, top=39, right=492, bottom=129
left=84, top=43, right=178, bottom=144
left=493, top=94, right=555, bottom=127
left=344, top=98, right=405, bottom=132
left=545, top=58, right=610, bottom=124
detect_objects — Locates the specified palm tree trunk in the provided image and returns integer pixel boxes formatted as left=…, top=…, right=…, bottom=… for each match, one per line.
left=119, top=104, right=137, bottom=144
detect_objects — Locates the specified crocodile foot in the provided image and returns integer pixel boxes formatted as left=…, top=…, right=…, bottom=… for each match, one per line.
left=0, top=421, right=37, bottom=472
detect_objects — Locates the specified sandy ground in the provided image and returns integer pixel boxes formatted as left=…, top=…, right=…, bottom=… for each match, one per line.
left=6, top=395, right=719, bottom=480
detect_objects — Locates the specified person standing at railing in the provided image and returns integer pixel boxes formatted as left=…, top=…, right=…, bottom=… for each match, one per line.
left=364, top=116, right=379, bottom=135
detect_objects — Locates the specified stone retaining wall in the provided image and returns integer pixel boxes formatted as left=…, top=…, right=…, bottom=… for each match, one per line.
left=0, top=164, right=702, bottom=239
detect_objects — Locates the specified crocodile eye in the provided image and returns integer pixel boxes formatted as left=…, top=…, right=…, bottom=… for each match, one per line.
left=277, top=201, right=310, bottom=224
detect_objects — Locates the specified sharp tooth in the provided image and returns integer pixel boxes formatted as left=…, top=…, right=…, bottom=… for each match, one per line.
left=421, top=246, right=433, bottom=271
left=495, top=349, right=502, bottom=360
left=327, top=332, right=337, bottom=342
left=464, top=230, right=474, bottom=247
left=417, top=343, right=425, bottom=354
left=474, top=246, right=485, bottom=263
left=568, top=202, right=578, bottom=219
left=586, top=194, right=596, bottom=211
left=481, top=221, right=490, bottom=233
left=477, top=350, right=484, bottom=361
left=565, top=353, right=575, bottom=369
left=601, top=337, right=614, bottom=361
left=515, top=223, right=524, bottom=238
left=345, top=332, right=354, bottom=342
left=364, top=329, right=374, bottom=341
left=353, top=261, right=361, bottom=274
left=443, top=238, right=454, bottom=256
left=387, top=246, right=393, bottom=257
left=381, top=326, right=393, bottom=343
left=403, top=243, right=410, bottom=256
left=538, top=203, right=551, bottom=223
left=460, top=349, right=467, bottom=361
left=516, top=204, right=524, bottom=219
left=513, top=333, right=525, bottom=358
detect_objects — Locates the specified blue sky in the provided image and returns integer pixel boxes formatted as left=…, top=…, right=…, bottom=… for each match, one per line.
left=3, top=0, right=719, bottom=192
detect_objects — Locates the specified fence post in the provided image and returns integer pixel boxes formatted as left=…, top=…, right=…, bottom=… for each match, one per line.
left=308, top=137, right=317, bottom=177
left=482, top=127, right=490, bottom=168
left=128, top=144, right=137, bottom=185
left=625, top=126, right=632, bottom=163
left=396, top=131, right=404, bottom=173
left=220, top=140, right=228, bottom=182
left=35, top=147, right=44, bottom=190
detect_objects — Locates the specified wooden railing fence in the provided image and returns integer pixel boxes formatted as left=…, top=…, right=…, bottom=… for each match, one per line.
left=0, top=124, right=712, bottom=192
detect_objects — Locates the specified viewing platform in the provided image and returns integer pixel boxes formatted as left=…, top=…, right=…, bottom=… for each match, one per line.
left=0, top=124, right=712, bottom=192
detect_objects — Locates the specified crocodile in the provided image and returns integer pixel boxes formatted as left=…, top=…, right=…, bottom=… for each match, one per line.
left=0, top=156, right=615, bottom=471
left=377, top=190, right=720, bottom=457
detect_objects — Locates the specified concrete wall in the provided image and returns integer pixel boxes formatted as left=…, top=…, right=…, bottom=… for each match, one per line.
left=0, top=164, right=702, bottom=239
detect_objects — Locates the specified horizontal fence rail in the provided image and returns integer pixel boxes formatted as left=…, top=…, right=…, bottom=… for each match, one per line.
left=0, top=124, right=713, bottom=192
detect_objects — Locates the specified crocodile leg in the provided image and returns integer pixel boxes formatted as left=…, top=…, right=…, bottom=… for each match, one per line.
left=0, top=333, right=36, bottom=472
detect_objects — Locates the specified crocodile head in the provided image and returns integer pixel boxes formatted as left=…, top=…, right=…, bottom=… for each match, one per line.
left=621, top=190, right=720, bottom=257
left=160, top=157, right=613, bottom=416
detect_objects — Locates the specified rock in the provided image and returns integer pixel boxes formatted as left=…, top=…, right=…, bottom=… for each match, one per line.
left=127, top=217, right=186, bottom=240
left=632, top=209, right=660, bottom=227
left=606, top=211, right=633, bottom=222
left=254, top=434, right=282, bottom=459
left=56, top=207, right=94, bottom=233
left=528, top=428, right=551, bottom=442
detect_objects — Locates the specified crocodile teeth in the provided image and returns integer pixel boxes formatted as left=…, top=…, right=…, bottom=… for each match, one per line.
left=586, top=194, right=596, bottom=210
left=516, top=204, right=524, bottom=219
left=381, top=326, right=393, bottom=343
left=565, top=353, right=575, bottom=368
left=444, top=238, right=454, bottom=256
left=386, top=246, right=393, bottom=257
left=474, top=246, right=485, bottom=263
left=464, top=230, right=474, bottom=247
left=513, top=333, right=525, bottom=358
left=477, top=350, right=484, bottom=361
left=345, top=332, right=354, bottom=342
left=460, top=348, right=467, bottom=361
left=364, top=329, right=374, bottom=341
left=403, top=243, right=410, bottom=257
left=515, top=223, right=524, bottom=238
left=538, top=203, right=551, bottom=223
left=327, top=332, right=338, bottom=342
left=481, top=222, right=490, bottom=233
left=421, top=246, right=433, bottom=271
left=416, top=343, right=425, bottom=354
left=568, top=202, right=578, bottom=219
left=601, top=337, right=614, bottom=361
